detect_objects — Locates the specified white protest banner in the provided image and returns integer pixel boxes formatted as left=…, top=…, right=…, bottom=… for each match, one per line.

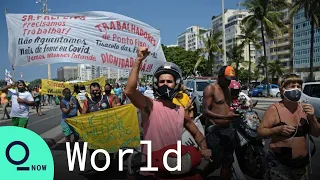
left=5, top=11, right=166, bottom=74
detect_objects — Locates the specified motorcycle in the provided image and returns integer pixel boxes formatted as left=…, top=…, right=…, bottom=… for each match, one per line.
left=231, top=99, right=266, bottom=179
left=125, top=125, right=216, bottom=180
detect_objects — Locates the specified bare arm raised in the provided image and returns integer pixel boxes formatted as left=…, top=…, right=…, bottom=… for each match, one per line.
left=124, top=47, right=153, bottom=113
left=0, top=84, right=14, bottom=92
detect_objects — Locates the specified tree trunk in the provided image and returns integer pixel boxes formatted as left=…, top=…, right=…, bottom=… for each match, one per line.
left=236, top=60, right=239, bottom=80
left=310, top=17, right=315, bottom=81
left=261, top=22, right=270, bottom=96
left=208, top=54, right=213, bottom=76
left=248, top=40, right=251, bottom=83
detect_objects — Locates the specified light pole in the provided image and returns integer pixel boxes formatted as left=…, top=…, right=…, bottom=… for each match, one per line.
left=222, top=0, right=227, bottom=65
left=36, top=0, right=51, bottom=79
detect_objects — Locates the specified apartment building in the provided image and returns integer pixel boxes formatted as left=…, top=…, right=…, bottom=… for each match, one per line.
left=78, top=64, right=92, bottom=81
left=167, top=44, right=178, bottom=48
left=100, top=67, right=130, bottom=79
left=78, top=64, right=130, bottom=81
left=255, top=1, right=293, bottom=72
left=57, top=66, right=78, bottom=81
left=177, top=26, right=208, bottom=51
left=198, top=29, right=211, bottom=50
left=293, top=10, right=320, bottom=81
left=212, top=9, right=255, bottom=68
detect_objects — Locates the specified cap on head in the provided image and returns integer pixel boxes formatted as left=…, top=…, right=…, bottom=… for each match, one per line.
left=218, top=66, right=236, bottom=80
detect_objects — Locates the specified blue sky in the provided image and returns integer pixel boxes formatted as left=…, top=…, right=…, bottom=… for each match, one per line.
left=0, top=0, right=240, bottom=81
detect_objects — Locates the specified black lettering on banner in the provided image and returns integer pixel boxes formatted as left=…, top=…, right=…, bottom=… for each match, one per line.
left=47, top=89, right=62, bottom=95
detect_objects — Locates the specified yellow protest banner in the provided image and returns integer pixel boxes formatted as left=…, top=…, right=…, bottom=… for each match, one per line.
left=66, top=104, right=141, bottom=153
left=41, top=76, right=106, bottom=96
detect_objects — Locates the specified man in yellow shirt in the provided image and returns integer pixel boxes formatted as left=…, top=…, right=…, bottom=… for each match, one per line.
left=173, top=85, right=194, bottom=119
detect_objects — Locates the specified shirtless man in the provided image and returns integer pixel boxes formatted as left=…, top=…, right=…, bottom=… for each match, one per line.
left=202, top=66, right=240, bottom=180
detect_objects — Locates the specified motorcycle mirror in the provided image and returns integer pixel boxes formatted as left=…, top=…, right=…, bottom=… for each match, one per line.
left=206, top=124, right=219, bottom=134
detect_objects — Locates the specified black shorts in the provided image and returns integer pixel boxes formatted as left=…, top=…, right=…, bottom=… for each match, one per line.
left=206, top=125, right=235, bottom=167
left=35, top=101, right=41, bottom=108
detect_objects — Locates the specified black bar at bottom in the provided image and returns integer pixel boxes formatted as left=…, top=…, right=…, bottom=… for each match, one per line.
left=17, top=167, right=30, bottom=171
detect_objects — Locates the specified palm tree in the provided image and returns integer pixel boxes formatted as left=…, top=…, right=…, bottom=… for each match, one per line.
left=226, top=42, right=244, bottom=79
left=290, top=0, right=320, bottom=81
left=257, top=56, right=267, bottom=77
left=238, top=23, right=261, bottom=83
left=252, top=68, right=261, bottom=82
left=268, top=59, right=284, bottom=79
left=196, top=30, right=223, bottom=76
left=242, top=0, right=288, bottom=96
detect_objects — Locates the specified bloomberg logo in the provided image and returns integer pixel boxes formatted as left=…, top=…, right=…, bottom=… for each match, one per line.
left=5, top=141, right=47, bottom=171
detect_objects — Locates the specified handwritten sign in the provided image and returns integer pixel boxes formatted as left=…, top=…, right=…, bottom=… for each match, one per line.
left=66, top=104, right=141, bottom=153
left=41, top=76, right=106, bottom=96
left=5, top=11, right=166, bottom=74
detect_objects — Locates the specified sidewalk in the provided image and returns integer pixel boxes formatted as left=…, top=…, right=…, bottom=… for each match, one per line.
left=251, top=97, right=281, bottom=102
left=0, top=104, right=59, bottom=120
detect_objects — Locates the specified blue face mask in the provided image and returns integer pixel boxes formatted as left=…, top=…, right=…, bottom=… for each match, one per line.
left=283, top=88, right=301, bottom=102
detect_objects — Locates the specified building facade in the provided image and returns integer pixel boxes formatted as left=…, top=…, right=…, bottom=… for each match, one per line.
left=177, top=26, right=207, bottom=51
left=167, top=44, right=178, bottom=48
left=78, top=64, right=92, bottom=81
left=57, top=66, right=78, bottom=81
left=293, top=10, right=320, bottom=81
left=212, top=9, right=256, bottom=68
left=256, top=1, right=293, bottom=73
left=78, top=64, right=130, bottom=81
left=100, top=67, right=130, bottom=79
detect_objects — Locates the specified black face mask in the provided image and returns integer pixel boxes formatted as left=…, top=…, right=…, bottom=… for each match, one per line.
left=91, top=92, right=101, bottom=99
left=105, top=90, right=111, bottom=94
left=283, top=88, right=301, bottom=102
left=18, top=87, right=25, bottom=92
left=157, top=85, right=175, bottom=100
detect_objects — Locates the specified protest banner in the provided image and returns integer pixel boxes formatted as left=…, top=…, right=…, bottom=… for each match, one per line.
left=5, top=11, right=166, bottom=74
left=41, top=76, right=105, bottom=96
left=66, top=104, right=141, bottom=153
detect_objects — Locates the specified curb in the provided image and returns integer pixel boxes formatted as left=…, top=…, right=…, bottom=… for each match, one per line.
left=253, top=107, right=268, bottom=111
left=41, top=125, right=64, bottom=149
left=43, top=133, right=64, bottom=148
left=251, top=98, right=280, bottom=102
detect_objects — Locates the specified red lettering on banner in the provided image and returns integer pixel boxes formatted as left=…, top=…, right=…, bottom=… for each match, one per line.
left=94, top=21, right=157, bottom=46
left=125, top=59, right=130, bottom=68
left=100, top=53, right=153, bottom=72
left=21, top=15, right=86, bottom=21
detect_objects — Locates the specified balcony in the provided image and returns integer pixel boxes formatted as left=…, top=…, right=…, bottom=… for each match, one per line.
left=269, top=50, right=290, bottom=55
left=277, top=50, right=290, bottom=55
left=279, top=58, right=290, bottom=62
left=269, top=41, right=290, bottom=48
